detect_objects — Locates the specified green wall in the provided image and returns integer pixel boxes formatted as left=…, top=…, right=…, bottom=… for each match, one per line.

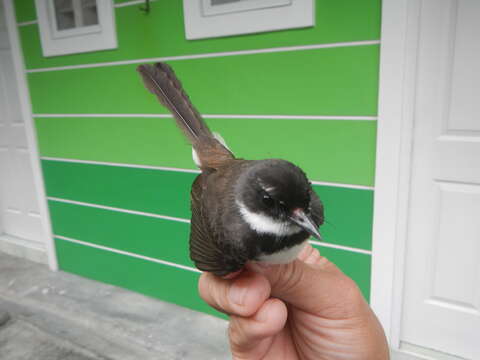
left=15, top=0, right=380, bottom=317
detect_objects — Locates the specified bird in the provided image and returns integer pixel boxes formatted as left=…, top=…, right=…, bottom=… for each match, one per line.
left=137, top=62, right=324, bottom=277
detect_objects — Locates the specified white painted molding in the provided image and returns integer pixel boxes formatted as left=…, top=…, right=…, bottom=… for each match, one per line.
left=33, top=113, right=377, bottom=121
left=370, top=0, right=421, bottom=348
left=310, top=180, right=374, bottom=191
left=55, top=234, right=201, bottom=273
left=394, top=343, right=469, bottom=360
left=47, top=197, right=191, bottom=224
left=17, top=20, right=37, bottom=26
left=34, top=0, right=117, bottom=57
left=0, top=234, right=48, bottom=264
left=114, top=0, right=159, bottom=8
left=309, top=240, right=372, bottom=255
left=25, top=40, right=381, bottom=73
left=183, top=0, right=314, bottom=40
left=3, top=0, right=58, bottom=271
left=41, top=156, right=202, bottom=174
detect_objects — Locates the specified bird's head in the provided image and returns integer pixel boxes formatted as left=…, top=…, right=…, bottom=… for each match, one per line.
left=236, top=160, right=323, bottom=239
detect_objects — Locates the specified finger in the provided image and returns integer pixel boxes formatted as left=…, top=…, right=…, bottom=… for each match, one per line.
left=297, top=243, right=335, bottom=269
left=297, top=243, right=322, bottom=264
left=198, top=270, right=271, bottom=317
left=229, top=298, right=287, bottom=359
left=249, top=258, right=366, bottom=317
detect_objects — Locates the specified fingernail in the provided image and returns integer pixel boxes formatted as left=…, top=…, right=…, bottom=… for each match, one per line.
left=228, top=283, right=247, bottom=306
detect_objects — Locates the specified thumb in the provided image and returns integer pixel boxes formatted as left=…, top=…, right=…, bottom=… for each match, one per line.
left=248, top=245, right=365, bottom=317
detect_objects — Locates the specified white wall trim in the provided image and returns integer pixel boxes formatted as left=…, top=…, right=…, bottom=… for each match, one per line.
left=0, top=234, right=48, bottom=264
left=394, top=343, right=469, bottom=360
left=47, top=197, right=191, bottom=223
left=114, top=0, right=159, bottom=8
left=309, top=240, right=372, bottom=255
left=310, top=180, right=374, bottom=191
left=55, top=234, right=201, bottom=274
left=34, top=113, right=173, bottom=118
left=3, top=0, right=58, bottom=271
left=17, top=20, right=37, bottom=26
left=25, top=40, right=381, bottom=73
left=202, top=114, right=377, bottom=121
left=33, top=113, right=377, bottom=121
left=41, top=156, right=202, bottom=174
left=370, top=0, right=421, bottom=349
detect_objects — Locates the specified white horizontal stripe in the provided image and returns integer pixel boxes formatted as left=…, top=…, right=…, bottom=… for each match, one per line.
left=26, top=40, right=381, bottom=73
left=33, top=113, right=377, bottom=120
left=41, top=157, right=201, bottom=174
left=309, top=240, right=372, bottom=255
left=34, top=113, right=172, bottom=118
left=310, top=180, right=374, bottom=191
left=204, top=114, right=377, bottom=121
left=18, top=20, right=37, bottom=26
left=114, top=0, right=159, bottom=8
left=41, top=157, right=372, bottom=190
left=55, top=235, right=201, bottom=273
left=47, top=197, right=191, bottom=223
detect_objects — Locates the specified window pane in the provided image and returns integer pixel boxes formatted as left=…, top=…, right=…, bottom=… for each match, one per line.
left=54, top=0, right=75, bottom=30
left=81, top=0, right=99, bottom=27
left=53, top=0, right=99, bottom=31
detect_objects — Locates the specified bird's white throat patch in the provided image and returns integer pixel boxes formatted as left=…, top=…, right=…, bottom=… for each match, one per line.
left=236, top=201, right=302, bottom=236
left=257, top=241, right=307, bottom=264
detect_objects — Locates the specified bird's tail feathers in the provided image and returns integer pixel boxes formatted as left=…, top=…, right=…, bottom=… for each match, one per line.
left=137, top=62, right=233, bottom=168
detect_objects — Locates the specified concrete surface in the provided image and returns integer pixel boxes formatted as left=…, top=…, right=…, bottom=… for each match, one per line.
left=0, top=251, right=230, bottom=360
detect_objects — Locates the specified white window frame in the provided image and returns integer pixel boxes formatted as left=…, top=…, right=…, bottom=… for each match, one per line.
left=202, top=0, right=291, bottom=16
left=183, top=0, right=314, bottom=40
left=35, top=0, right=117, bottom=57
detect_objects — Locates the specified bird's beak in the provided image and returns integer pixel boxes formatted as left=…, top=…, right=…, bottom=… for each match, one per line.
left=289, top=209, right=322, bottom=240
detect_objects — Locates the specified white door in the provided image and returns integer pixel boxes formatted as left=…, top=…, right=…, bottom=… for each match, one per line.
left=401, top=0, right=480, bottom=358
left=0, top=4, right=44, bottom=246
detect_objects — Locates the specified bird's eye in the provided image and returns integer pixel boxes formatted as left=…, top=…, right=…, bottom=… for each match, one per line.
left=262, top=195, right=274, bottom=208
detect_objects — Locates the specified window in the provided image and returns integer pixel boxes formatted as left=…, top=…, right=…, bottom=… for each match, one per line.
left=183, top=0, right=314, bottom=40
left=35, top=0, right=117, bottom=57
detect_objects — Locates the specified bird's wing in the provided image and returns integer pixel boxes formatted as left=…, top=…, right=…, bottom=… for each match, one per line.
left=189, top=174, right=229, bottom=276
left=189, top=172, right=247, bottom=277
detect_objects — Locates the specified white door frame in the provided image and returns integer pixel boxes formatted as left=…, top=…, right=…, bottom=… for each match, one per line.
left=370, top=0, right=421, bottom=349
left=2, top=0, right=58, bottom=270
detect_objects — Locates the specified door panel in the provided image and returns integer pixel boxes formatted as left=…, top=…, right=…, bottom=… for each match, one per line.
left=401, top=0, right=480, bottom=358
left=0, top=44, right=43, bottom=242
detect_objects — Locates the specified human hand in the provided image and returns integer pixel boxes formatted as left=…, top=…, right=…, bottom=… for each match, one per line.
left=198, top=244, right=390, bottom=360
